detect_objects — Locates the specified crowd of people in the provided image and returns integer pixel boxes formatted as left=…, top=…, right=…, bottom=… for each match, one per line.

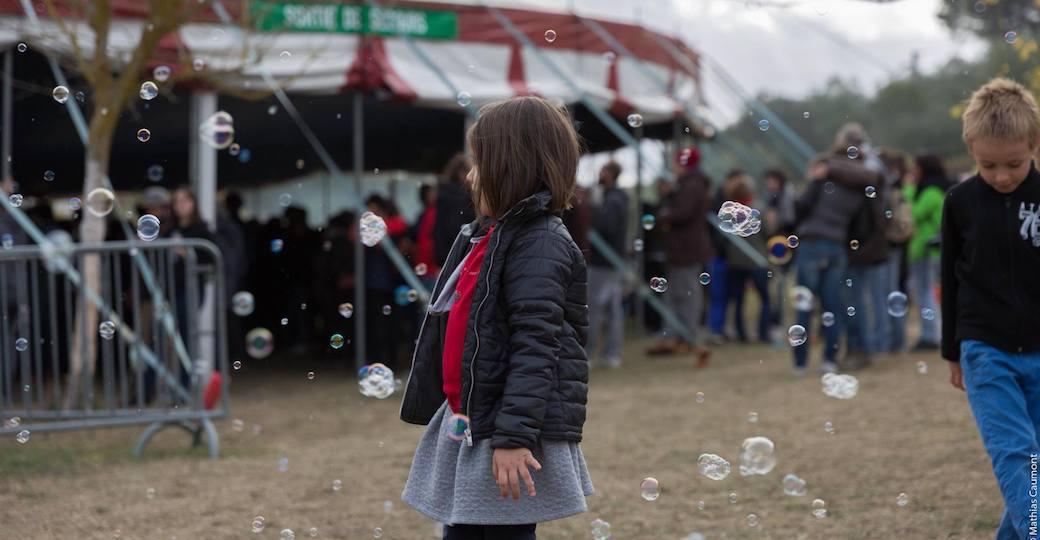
left=0, top=121, right=958, bottom=378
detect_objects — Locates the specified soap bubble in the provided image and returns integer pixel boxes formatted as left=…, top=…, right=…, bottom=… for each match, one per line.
left=787, top=325, right=807, bottom=346
left=896, top=492, right=909, bottom=507
left=270, top=239, right=284, bottom=253
left=15, top=429, right=29, bottom=443
left=136, top=214, right=160, bottom=241
left=627, top=113, right=644, bottom=128
left=767, top=235, right=793, bottom=264
left=917, top=361, right=928, bottom=374
left=821, top=312, right=835, bottom=327
left=757, top=119, right=770, bottom=131
left=382, top=305, right=392, bottom=316
left=359, top=363, right=395, bottom=399
left=279, top=50, right=291, bottom=62
left=641, top=214, right=655, bottom=230
left=251, top=517, right=265, bottom=533
left=16, top=43, right=26, bottom=53
left=747, top=513, right=759, bottom=527
left=633, top=239, right=644, bottom=252
left=456, top=91, right=472, bottom=107
left=729, top=492, right=739, bottom=504
left=8, top=194, right=22, bottom=208
left=52, top=85, right=69, bottom=103
left=446, top=413, right=470, bottom=441
left=803, top=111, right=811, bottom=119
left=783, top=473, right=807, bottom=496
left=136, top=128, right=151, bottom=142
left=280, top=529, right=295, bottom=540
left=699, top=272, right=711, bottom=285
left=246, top=328, right=274, bottom=359
left=232, top=291, right=255, bottom=317
left=849, top=239, right=860, bottom=250
left=332, top=479, right=342, bottom=491
left=153, top=65, right=171, bottom=82
left=2, top=234, right=11, bottom=249
left=329, top=334, right=344, bottom=349
left=812, top=498, right=828, bottom=518
left=590, top=518, right=611, bottom=540
left=649, top=277, right=668, bottom=293
left=821, top=372, right=859, bottom=399
left=824, top=421, right=835, bottom=434
left=846, top=146, right=860, bottom=159
left=787, top=234, right=800, bottom=248
left=791, top=286, right=814, bottom=312
left=682, top=533, right=704, bottom=540
left=199, top=111, right=235, bottom=150
left=338, top=303, right=354, bottom=318
left=697, top=453, right=731, bottom=480
left=43, top=170, right=55, bottom=182
left=192, top=58, right=205, bottom=71
left=847, top=306, right=856, bottom=317
left=277, top=456, right=289, bottom=472
left=717, top=201, right=762, bottom=237
left=544, top=29, right=557, bottom=42
left=139, top=81, right=158, bottom=100
left=14, top=337, right=28, bottom=352
left=886, top=291, right=908, bottom=317
left=1005, top=31, right=1018, bottom=44
left=279, top=193, right=293, bottom=207
left=147, top=165, right=164, bottom=182
left=865, top=185, right=877, bottom=198
left=415, top=263, right=428, bottom=276
left=99, top=321, right=116, bottom=340
left=747, top=411, right=759, bottom=423
left=640, top=477, right=660, bottom=501
left=739, top=436, right=777, bottom=476
left=360, top=212, right=387, bottom=247
left=922, top=307, right=936, bottom=320
left=233, top=361, right=242, bottom=370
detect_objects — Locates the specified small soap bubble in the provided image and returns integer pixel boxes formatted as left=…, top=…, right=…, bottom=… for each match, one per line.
left=139, top=81, right=158, bottom=100
left=627, top=113, right=644, bottom=128
left=590, top=518, right=611, bottom=540
left=917, top=361, right=928, bottom=374
left=787, top=325, right=807, bottom=346
left=747, top=514, right=759, bottom=527
left=43, top=170, right=55, bottom=182
left=415, top=263, right=428, bottom=276
left=192, top=58, right=205, bottom=71
left=358, top=363, right=395, bottom=399
left=382, top=305, right=392, bottom=316
left=199, top=111, right=235, bottom=150
left=1005, top=31, right=1018, bottom=44
left=329, top=334, right=344, bottom=349
left=849, top=239, right=860, bottom=250
left=99, top=321, right=116, bottom=340
left=729, top=492, right=739, bottom=504
left=865, top=185, right=877, bottom=198
left=812, top=498, right=828, bottom=518
left=739, top=436, right=777, bottom=476
left=846, top=146, right=860, bottom=159
left=332, top=479, right=343, bottom=491
left=757, top=119, right=770, bottom=131
left=232, top=291, right=255, bottom=317
left=699, top=272, right=711, bottom=285
left=338, top=303, right=354, bottom=318
left=14, top=337, right=28, bottom=352
left=308, top=528, right=319, bottom=537
left=279, top=50, right=292, bottom=62
left=136, top=214, right=160, bottom=241
left=847, top=306, right=856, bottom=317
left=372, top=527, right=383, bottom=538
left=271, top=239, right=284, bottom=253
left=8, top=194, right=22, bottom=208
left=280, top=529, right=295, bottom=540
left=896, top=492, right=909, bottom=507
left=783, top=473, right=807, bottom=496
left=245, top=328, right=274, bottom=359
left=821, top=372, right=859, bottom=399
left=16, top=43, right=26, bottom=53
left=803, top=111, right=811, bottom=119
left=147, top=165, right=164, bottom=182
left=137, top=128, right=151, bottom=142
left=15, top=429, right=29, bottom=443
left=641, top=214, right=655, bottom=230
left=886, top=291, right=908, bottom=317
left=360, top=212, right=387, bottom=247
left=544, top=29, right=557, bottom=42
left=695, top=391, right=705, bottom=403
left=277, top=456, right=289, bottom=472
left=307, top=371, right=316, bottom=380
left=633, top=238, right=644, bottom=252
left=279, top=193, right=293, bottom=207
left=697, top=453, right=731, bottom=480
left=824, top=421, right=835, bottom=434
left=85, top=189, right=114, bottom=217
left=153, top=65, right=171, bottom=82
left=640, top=477, right=660, bottom=501
left=446, top=413, right=470, bottom=441
left=787, top=235, right=799, bottom=248
left=649, top=277, right=668, bottom=293
left=229, top=143, right=241, bottom=156
left=922, top=307, right=936, bottom=320
left=146, top=487, right=156, bottom=499
left=822, top=312, right=835, bottom=327
left=747, top=411, right=759, bottom=423
left=52, top=85, right=69, bottom=104
left=456, top=91, right=472, bottom=107
left=233, top=361, right=242, bottom=370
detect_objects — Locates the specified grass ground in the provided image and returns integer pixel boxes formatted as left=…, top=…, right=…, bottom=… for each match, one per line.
left=0, top=338, right=1003, bottom=539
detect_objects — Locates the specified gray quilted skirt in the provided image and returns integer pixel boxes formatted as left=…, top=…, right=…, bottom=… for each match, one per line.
left=401, top=401, right=594, bottom=525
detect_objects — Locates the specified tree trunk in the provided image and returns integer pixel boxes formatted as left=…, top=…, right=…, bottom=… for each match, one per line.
left=63, top=138, right=111, bottom=410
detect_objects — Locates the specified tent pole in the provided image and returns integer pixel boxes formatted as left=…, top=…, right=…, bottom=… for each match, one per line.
left=189, top=90, right=218, bottom=378
left=634, top=125, right=644, bottom=332
left=353, top=91, right=366, bottom=370
left=2, top=49, right=11, bottom=180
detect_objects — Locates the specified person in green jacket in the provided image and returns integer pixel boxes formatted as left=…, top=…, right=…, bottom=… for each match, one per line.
left=903, top=153, right=950, bottom=350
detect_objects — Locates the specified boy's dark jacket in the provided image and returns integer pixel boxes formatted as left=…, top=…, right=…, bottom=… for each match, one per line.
left=400, top=191, right=590, bottom=451
left=941, top=166, right=1040, bottom=362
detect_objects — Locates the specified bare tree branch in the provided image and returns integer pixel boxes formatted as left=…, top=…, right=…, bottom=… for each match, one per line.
left=41, top=0, right=95, bottom=86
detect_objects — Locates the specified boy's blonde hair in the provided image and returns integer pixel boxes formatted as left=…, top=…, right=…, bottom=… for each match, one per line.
left=962, top=78, right=1040, bottom=147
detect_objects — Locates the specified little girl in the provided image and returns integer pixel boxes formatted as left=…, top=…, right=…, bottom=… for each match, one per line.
left=400, top=96, right=594, bottom=539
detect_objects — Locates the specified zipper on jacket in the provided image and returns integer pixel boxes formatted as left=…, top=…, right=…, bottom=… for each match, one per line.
left=398, top=225, right=472, bottom=420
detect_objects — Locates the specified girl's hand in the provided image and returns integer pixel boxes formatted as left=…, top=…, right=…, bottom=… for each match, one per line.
left=808, top=162, right=829, bottom=181
left=493, top=447, right=541, bottom=500
left=949, top=361, right=965, bottom=391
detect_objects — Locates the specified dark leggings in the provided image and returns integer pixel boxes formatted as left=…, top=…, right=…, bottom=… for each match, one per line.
left=443, top=523, right=536, bottom=540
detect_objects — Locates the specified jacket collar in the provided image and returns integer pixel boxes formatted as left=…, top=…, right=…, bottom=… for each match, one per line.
left=460, top=190, right=553, bottom=235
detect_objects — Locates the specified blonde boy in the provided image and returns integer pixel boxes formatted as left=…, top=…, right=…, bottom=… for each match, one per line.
left=945, top=78, right=1040, bottom=540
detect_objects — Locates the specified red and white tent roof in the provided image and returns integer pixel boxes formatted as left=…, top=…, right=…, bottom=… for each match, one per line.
left=0, top=1, right=702, bottom=125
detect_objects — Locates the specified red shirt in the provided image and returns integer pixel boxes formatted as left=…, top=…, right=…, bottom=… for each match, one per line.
left=442, top=228, right=494, bottom=413
left=415, top=206, right=440, bottom=275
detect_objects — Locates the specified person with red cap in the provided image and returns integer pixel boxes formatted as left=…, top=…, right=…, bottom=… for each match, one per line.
left=646, top=147, right=714, bottom=365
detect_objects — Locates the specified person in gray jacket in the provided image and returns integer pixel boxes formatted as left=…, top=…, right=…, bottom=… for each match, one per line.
left=586, top=162, right=628, bottom=368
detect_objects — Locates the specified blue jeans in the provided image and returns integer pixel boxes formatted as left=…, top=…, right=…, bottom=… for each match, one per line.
left=845, top=263, right=890, bottom=354
left=707, top=257, right=728, bottom=335
left=726, top=268, right=771, bottom=342
left=961, top=340, right=1040, bottom=540
left=911, top=257, right=941, bottom=345
left=793, top=240, right=847, bottom=368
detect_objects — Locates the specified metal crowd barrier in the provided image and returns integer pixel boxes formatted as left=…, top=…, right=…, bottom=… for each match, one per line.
left=0, top=238, right=229, bottom=458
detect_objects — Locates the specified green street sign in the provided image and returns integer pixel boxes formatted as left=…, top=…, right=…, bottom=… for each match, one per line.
left=251, top=2, right=459, bottom=40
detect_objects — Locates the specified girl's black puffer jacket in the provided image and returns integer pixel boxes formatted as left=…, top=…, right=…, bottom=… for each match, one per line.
left=400, top=190, right=590, bottom=451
